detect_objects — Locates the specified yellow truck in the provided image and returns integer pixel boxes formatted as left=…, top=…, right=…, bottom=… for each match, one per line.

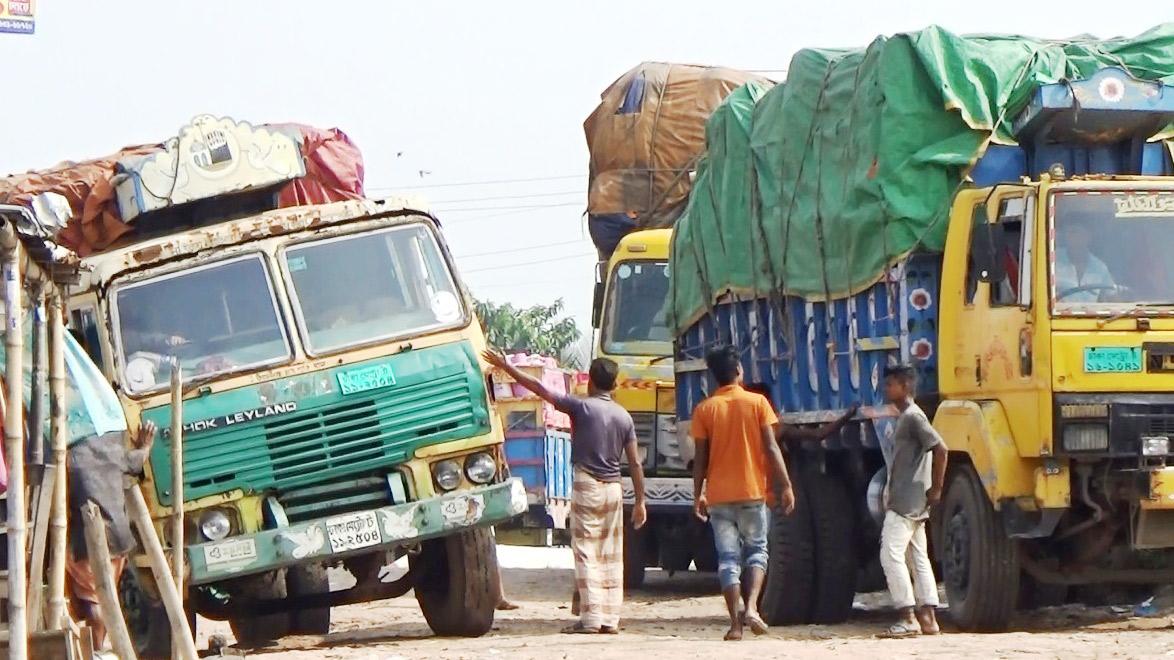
left=593, top=228, right=713, bottom=586
left=673, top=55, right=1174, bottom=629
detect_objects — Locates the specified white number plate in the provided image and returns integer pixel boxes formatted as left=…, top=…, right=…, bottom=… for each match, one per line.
left=325, top=512, right=382, bottom=552
left=203, top=538, right=257, bottom=567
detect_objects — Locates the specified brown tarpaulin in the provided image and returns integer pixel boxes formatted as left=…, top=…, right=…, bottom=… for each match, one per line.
left=584, top=62, right=768, bottom=228
left=0, top=124, right=365, bottom=257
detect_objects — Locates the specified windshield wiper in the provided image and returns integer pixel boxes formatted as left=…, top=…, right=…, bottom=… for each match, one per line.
left=1096, top=303, right=1174, bottom=328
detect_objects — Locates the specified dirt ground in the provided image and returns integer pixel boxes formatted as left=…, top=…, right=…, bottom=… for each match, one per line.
left=194, top=545, right=1174, bottom=660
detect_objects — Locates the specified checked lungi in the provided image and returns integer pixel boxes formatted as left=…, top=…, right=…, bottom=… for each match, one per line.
left=570, top=467, right=624, bottom=629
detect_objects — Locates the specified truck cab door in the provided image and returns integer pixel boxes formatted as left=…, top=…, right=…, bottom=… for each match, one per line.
left=950, top=186, right=1044, bottom=451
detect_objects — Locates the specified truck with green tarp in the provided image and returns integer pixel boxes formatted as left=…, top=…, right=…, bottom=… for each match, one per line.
left=670, top=25, right=1174, bottom=629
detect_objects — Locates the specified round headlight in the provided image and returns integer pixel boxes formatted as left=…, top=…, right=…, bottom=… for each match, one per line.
left=464, top=452, right=497, bottom=485
left=433, top=459, right=462, bottom=491
left=199, top=509, right=232, bottom=541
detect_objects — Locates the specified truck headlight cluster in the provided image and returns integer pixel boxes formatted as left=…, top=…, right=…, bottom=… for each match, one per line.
left=1142, top=436, right=1170, bottom=457
left=198, top=509, right=232, bottom=541
left=1062, top=424, right=1109, bottom=451
left=433, top=459, right=462, bottom=491
left=464, top=452, right=497, bottom=484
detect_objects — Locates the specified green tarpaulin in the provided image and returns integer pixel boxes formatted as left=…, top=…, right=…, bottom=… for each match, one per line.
left=669, top=24, right=1174, bottom=333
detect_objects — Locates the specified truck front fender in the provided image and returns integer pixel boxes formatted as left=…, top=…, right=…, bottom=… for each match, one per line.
left=932, top=400, right=1036, bottom=507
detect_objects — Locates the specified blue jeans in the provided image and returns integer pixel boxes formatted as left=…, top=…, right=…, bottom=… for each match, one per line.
left=708, top=502, right=769, bottom=590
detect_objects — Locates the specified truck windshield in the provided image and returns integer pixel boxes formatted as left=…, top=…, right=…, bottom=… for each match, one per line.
left=115, top=254, right=291, bottom=394
left=603, top=260, right=672, bottom=356
left=1052, top=190, right=1174, bottom=313
left=283, top=223, right=465, bottom=354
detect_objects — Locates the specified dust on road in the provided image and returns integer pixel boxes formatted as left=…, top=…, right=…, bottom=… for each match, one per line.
left=197, top=546, right=1174, bottom=660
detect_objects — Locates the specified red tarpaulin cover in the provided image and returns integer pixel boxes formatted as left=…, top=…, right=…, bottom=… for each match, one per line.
left=0, top=124, right=365, bottom=257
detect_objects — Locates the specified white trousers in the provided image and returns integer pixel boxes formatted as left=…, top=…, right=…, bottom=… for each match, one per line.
left=879, top=510, right=939, bottom=609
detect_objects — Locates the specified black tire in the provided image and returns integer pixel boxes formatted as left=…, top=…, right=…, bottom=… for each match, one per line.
left=119, top=567, right=194, bottom=660
left=411, top=527, right=497, bottom=637
left=287, top=563, right=332, bottom=635
left=623, top=519, right=647, bottom=589
left=230, top=570, right=292, bottom=648
left=941, top=467, right=1019, bottom=631
left=803, top=467, right=858, bottom=624
left=761, top=472, right=815, bottom=625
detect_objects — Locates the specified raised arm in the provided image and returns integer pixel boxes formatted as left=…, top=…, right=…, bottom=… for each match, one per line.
left=481, top=349, right=562, bottom=407
left=779, top=403, right=858, bottom=443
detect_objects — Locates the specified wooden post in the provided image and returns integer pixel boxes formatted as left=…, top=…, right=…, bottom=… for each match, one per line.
left=45, top=293, right=68, bottom=630
left=80, top=502, right=137, bottom=660
left=168, top=359, right=184, bottom=659
left=4, top=240, right=28, bottom=660
left=125, top=485, right=198, bottom=660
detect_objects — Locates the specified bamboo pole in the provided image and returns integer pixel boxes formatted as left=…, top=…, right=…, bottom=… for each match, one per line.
left=4, top=240, right=28, bottom=660
left=24, top=284, right=46, bottom=632
left=80, top=502, right=137, bottom=660
left=44, top=292, right=68, bottom=630
left=168, top=359, right=184, bottom=659
left=125, top=485, right=198, bottom=660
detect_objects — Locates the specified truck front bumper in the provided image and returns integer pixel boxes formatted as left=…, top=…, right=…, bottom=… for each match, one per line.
left=186, top=478, right=527, bottom=585
left=622, top=476, right=694, bottom=511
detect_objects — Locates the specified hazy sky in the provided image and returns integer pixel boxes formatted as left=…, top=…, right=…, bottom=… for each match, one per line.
left=0, top=1, right=1162, bottom=337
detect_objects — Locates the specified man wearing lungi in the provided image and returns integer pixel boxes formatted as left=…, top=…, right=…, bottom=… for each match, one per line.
left=483, top=350, right=646, bottom=634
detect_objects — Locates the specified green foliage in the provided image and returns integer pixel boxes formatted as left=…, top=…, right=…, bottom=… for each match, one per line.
left=474, top=298, right=582, bottom=367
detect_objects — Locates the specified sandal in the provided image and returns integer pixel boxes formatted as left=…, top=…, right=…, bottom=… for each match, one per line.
left=742, top=613, right=769, bottom=636
left=881, top=621, right=921, bottom=638
left=724, top=627, right=744, bottom=641
left=562, top=622, right=602, bottom=634
left=599, top=625, right=620, bottom=635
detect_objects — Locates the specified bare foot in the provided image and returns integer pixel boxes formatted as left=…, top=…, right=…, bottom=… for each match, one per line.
left=724, top=625, right=744, bottom=641
left=916, top=606, right=940, bottom=635
left=497, top=599, right=520, bottom=611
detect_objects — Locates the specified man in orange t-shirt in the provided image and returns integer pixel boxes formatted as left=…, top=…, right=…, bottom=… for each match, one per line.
left=691, top=346, right=793, bottom=641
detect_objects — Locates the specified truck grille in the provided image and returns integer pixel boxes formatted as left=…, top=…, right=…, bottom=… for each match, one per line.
left=181, top=372, right=477, bottom=501
left=278, top=474, right=394, bottom=523
left=628, top=412, right=655, bottom=468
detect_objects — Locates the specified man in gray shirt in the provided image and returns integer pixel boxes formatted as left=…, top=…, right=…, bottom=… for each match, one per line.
left=483, top=350, right=646, bottom=634
left=880, top=365, right=948, bottom=638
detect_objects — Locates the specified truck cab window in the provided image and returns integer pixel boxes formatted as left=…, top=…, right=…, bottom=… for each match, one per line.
left=990, top=196, right=1032, bottom=308
left=69, top=306, right=104, bottom=367
left=964, top=203, right=987, bottom=304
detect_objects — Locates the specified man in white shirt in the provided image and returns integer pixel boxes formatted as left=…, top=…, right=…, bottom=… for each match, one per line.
left=1055, top=219, right=1116, bottom=302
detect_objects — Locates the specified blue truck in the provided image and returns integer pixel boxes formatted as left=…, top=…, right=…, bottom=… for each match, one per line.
left=670, top=28, right=1174, bottom=631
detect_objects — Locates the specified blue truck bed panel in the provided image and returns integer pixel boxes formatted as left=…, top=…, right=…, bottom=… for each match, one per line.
left=504, top=429, right=573, bottom=503
left=675, top=254, right=943, bottom=446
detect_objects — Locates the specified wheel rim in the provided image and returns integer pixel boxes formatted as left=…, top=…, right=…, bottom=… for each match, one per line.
left=944, top=505, right=971, bottom=599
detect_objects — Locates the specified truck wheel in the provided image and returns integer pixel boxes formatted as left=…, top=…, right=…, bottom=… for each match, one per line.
left=229, top=570, right=292, bottom=648
left=761, top=473, right=815, bottom=625
left=941, top=467, right=1019, bottom=631
left=803, top=467, right=858, bottom=624
left=119, top=568, right=194, bottom=660
left=287, top=563, right=332, bottom=635
left=623, top=519, right=647, bottom=589
left=411, top=527, right=497, bottom=637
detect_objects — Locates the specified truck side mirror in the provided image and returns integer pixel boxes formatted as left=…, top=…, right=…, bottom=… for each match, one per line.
left=591, top=281, right=604, bottom=329
left=970, top=205, right=1006, bottom=284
